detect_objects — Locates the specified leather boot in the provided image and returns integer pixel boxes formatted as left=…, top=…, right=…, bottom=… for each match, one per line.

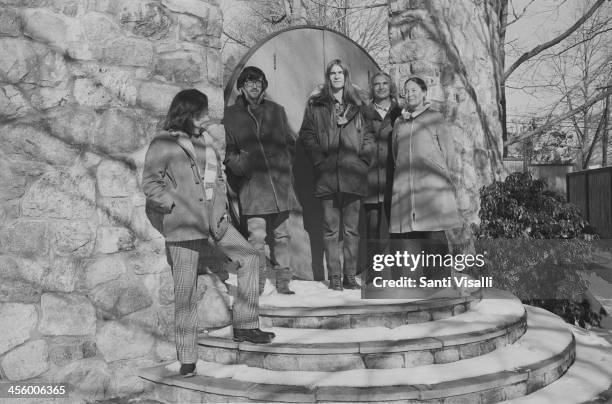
left=274, top=267, right=295, bottom=294
left=343, top=274, right=360, bottom=290
left=330, top=274, right=343, bottom=291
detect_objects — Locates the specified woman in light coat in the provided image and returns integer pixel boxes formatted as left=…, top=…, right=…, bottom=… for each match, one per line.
left=389, top=77, right=461, bottom=281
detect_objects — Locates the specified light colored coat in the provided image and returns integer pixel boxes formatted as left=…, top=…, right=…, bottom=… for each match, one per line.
left=389, top=107, right=461, bottom=233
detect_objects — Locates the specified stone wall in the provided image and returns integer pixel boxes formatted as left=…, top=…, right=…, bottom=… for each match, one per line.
left=0, top=0, right=227, bottom=400
left=388, top=0, right=504, bottom=234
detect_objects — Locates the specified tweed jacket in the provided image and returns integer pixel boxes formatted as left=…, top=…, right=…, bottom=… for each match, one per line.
left=142, top=130, right=229, bottom=242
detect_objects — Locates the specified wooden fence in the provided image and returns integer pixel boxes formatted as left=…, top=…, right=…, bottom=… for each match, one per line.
left=567, top=167, right=612, bottom=238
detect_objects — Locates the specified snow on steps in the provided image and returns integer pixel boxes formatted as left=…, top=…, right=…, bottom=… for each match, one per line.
left=256, top=281, right=482, bottom=329
left=198, top=292, right=527, bottom=370
left=139, top=305, right=575, bottom=403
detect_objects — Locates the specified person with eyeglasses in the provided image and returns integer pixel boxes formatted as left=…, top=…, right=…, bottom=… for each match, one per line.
left=224, top=66, right=299, bottom=295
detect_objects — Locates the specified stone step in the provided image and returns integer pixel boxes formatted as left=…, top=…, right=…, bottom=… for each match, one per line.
left=199, top=291, right=526, bottom=370
left=139, top=305, right=575, bottom=403
left=257, top=282, right=482, bottom=329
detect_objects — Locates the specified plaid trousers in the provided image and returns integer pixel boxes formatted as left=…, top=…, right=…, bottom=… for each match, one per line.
left=166, top=224, right=260, bottom=364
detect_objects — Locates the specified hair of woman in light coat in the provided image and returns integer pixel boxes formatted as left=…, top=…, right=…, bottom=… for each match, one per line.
left=163, top=89, right=208, bottom=135
left=369, top=71, right=398, bottom=103
left=313, top=58, right=362, bottom=106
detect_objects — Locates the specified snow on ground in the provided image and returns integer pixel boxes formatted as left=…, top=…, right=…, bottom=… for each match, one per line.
left=226, top=275, right=475, bottom=308
left=504, top=326, right=612, bottom=404
left=171, top=305, right=572, bottom=389
left=208, top=289, right=524, bottom=343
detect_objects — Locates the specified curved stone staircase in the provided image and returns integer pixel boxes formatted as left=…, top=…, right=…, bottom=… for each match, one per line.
left=139, top=285, right=578, bottom=403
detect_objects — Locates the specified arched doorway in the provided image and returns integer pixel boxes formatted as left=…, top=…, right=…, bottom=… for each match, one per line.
left=224, top=26, right=380, bottom=281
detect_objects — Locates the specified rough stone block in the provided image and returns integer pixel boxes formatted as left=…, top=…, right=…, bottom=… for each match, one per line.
left=97, top=197, right=132, bottom=227
left=0, top=38, right=39, bottom=84
left=108, top=361, right=150, bottom=397
left=452, top=304, right=466, bottom=316
left=129, top=249, right=169, bottom=275
left=198, top=346, right=238, bottom=364
left=89, top=277, right=153, bottom=316
left=0, top=85, right=30, bottom=119
left=29, top=86, right=70, bottom=110
left=266, top=353, right=364, bottom=371
left=0, top=8, right=22, bottom=36
left=503, top=381, right=527, bottom=400
left=0, top=220, right=48, bottom=257
left=97, top=160, right=139, bottom=197
left=239, top=351, right=266, bottom=368
left=48, top=337, right=96, bottom=366
left=39, top=293, right=96, bottom=336
left=73, top=78, right=113, bottom=107
left=46, top=107, right=97, bottom=147
left=155, top=47, right=206, bottom=84
left=84, top=255, right=126, bottom=289
left=96, top=321, right=155, bottom=362
left=403, top=350, right=434, bottom=367
left=22, top=8, right=71, bottom=50
left=364, top=353, right=404, bottom=369
left=51, top=220, right=96, bottom=258
left=178, top=13, right=206, bottom=41
left=22, top=170, right=95, bottom=219
left=99, top=36, right=154, bottom=67
left=81, top=12, right=121, bottom=45
left=431, top=308, right=453, bottom=320
left=0, top=278, right=41, bottom=304
left=206, top=6, right=222, bottom=37
left=119, top=1, right=171, bottom=40
left=96, top=226, right=136, bottom=254
left=162, top=0, right=215, bottom=20
left=0, top=156, right=26, bottom=202
left=50, top=359, right=110, bottom=401
left=23, top=49, right=69, bottom=86
left=198, top=274, right=231, bottom=328
left=434, top=347, right=459, bottom=364
left=0, top=303, right=37, bottom=355
left=403, top=310, right=431, bottom=323
left=0, top=339, right=49, bottom=381
left=42, top=256, right=78, bottom=292
left=94, top=108, right=152, bottom=154
left=1, top=125, right=78, bottom=172
left=138, top=81, right=183, bottom=113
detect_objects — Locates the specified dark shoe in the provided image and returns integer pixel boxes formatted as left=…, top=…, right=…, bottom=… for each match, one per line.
left=343, top=274, right=360, bottom=290
left=233, top=328, right=273, bottom=344
left=252, top=328, right=275, bottom=340
left=179, top=363, right=196, bottom=378
left=274, top=267, right=295, bottom=294
left=330, top=274, right=343, bottom=291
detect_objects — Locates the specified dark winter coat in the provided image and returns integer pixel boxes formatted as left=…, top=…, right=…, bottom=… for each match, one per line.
left=142, top=130, right=229, bottom=242
left=223, top=96, right=299, bottom=216
left=299, top=97, right=375, bottom=197
left=362, top=101, right=401, bottom=204
left=389, top=107, right=461, bottom=233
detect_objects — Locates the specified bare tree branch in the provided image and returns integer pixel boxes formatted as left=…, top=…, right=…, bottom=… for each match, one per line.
left=556, top=27, right=612, bottom=56
left=505, top=0, right=537, bottom=27
left=503, top=0, right=606, bottom=81
left=505, top=87, right=612, bottom=146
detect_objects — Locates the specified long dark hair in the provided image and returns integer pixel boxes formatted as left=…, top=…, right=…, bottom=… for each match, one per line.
left=370, top=71, right=398, bottom=103
left=163, top=89, right=208, bottom=135
left=312, top=59, right=362, bottom=106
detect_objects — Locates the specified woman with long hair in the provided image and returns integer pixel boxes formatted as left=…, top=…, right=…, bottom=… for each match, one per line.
left=299, top=59, right=375, bottom=290
left=142, top=89, right=274, bottom=378
left=389, top=77, right=461, bottom=281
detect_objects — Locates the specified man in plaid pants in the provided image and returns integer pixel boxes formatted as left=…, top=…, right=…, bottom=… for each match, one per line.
left=143, top=89, right=274, bottom=378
